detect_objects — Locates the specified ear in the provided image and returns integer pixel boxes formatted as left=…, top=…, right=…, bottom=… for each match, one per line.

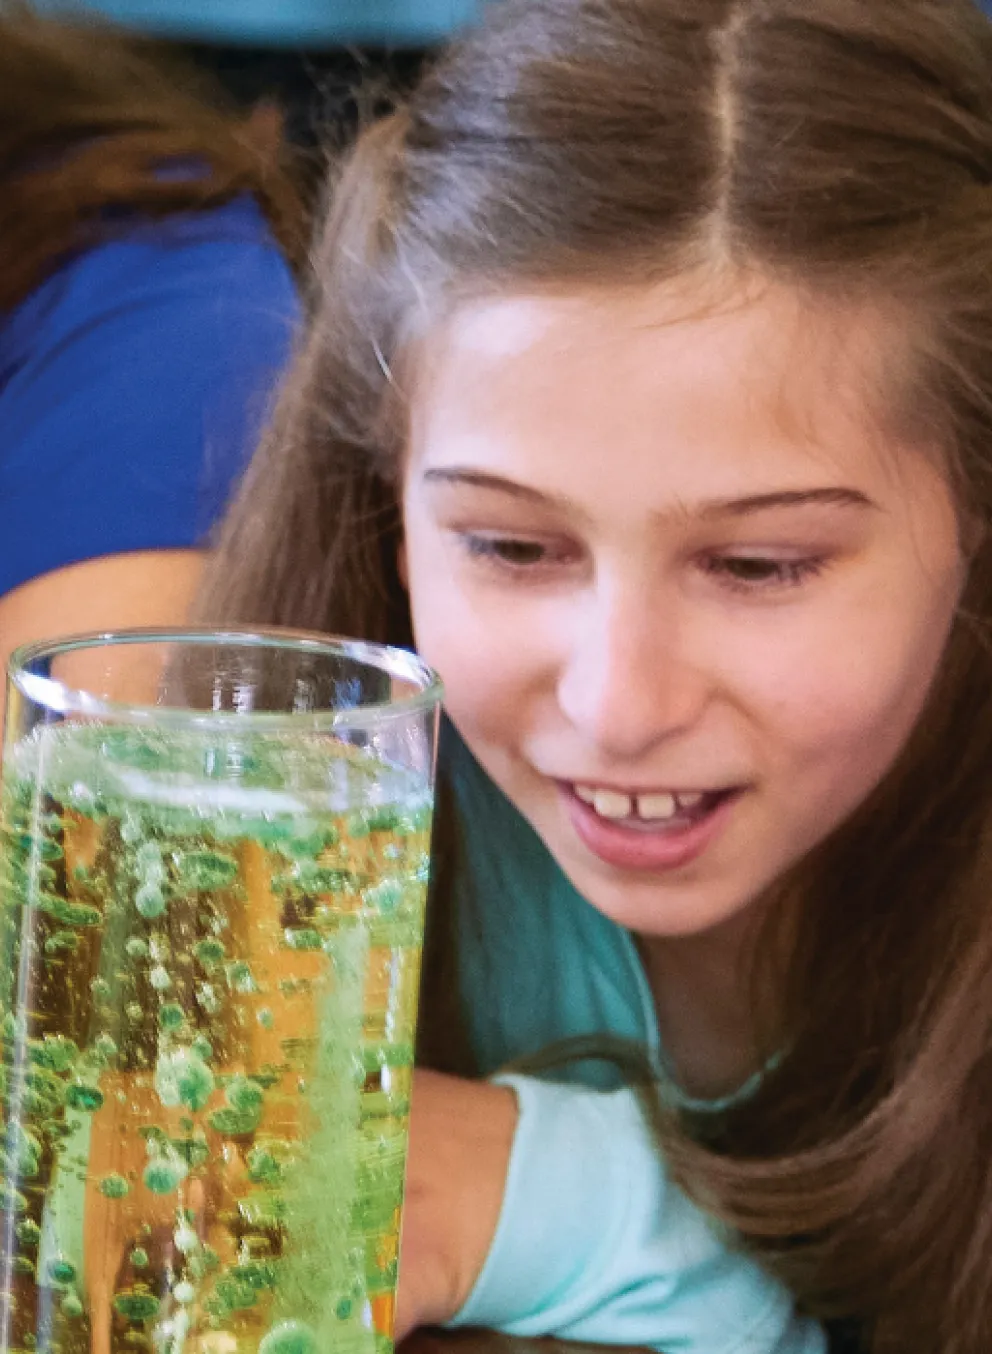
left=397, top=538, right=409, bottom=591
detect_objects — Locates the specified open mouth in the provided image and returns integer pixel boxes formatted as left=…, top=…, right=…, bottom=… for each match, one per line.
left=570, top=783, right=736, bottom=832
left=560, top=781, right=742, bottom=872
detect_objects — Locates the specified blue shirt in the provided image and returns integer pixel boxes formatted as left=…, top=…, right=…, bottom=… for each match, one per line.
left=444, top=729, right=827, bottom=1354
left=28, top=0, right=482, bottom=46
left=0, top=195, right=299, bottom=597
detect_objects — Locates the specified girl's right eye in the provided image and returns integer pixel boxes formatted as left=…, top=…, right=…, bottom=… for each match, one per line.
left=456, top=533, right=571, bottom=571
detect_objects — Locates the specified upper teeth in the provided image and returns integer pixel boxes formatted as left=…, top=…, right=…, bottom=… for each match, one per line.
left=575, top=786, right=704, bottom=820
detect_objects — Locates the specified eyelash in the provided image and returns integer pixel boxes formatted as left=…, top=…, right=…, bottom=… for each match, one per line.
left=457, top=533, right=827, bottom=593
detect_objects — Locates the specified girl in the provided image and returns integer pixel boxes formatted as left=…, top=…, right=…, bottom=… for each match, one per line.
left=199, top=2, right=992, bottom=1351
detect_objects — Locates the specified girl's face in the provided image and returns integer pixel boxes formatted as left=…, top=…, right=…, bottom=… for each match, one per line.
left=401, top=278, right=965, bottom=941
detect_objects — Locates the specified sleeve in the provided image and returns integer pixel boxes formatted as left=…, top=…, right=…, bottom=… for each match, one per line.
left=448, top=1075, right=828, bottom=1354
left=0, top=208, right=300, bottom=597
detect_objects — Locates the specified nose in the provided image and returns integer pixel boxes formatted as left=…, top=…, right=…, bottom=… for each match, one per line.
left=555, top=584, right=708, bottom=762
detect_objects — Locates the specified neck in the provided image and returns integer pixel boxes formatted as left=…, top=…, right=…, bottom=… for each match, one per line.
left=638, top=907, right=779, bottom=1101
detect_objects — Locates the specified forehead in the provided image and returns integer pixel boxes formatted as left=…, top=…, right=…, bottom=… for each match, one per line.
left=408, top=274, right=923, bottom=502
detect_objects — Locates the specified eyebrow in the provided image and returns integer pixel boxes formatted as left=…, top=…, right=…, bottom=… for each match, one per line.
left=421, top=467, right=877, bottom=517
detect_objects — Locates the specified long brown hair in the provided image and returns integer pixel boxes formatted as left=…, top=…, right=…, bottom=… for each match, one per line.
left=0, top=3, right=305, bottom=312
left=199, top=2, right=992, bottom=1348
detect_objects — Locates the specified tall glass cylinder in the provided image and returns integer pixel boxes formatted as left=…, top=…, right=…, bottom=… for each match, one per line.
left=0, top=629, right=441, bottom=1354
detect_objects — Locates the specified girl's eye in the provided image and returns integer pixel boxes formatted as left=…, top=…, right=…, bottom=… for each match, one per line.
left=458, top=533, right=573, bottom=570
left=701, top=554, right=825, bottom=591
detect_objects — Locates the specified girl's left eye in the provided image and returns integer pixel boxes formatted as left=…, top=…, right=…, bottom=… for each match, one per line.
left=701, top=554, right=826, bottom=591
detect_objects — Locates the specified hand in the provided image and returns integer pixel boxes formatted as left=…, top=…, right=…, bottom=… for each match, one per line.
left=395, top=1068, right=518, bottom=1339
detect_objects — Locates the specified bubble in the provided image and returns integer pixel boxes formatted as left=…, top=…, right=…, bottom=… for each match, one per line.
left=191, top=1035, right=213, bottom=1061
left=28, top=1034, right=78, bottom=1073
left=196, top=983, right=220, bottom=1014
left=98, top=1173, right=130, bottom=1199
left=46, top=1258, right=77, bottom=1285
left=136, top=842, right=163, bottom=871
left=155, top=1049, right=215, bottom=1112
left=225, top=1076, right=264, bottom=1115
left=65, top=1082, right=104, bottom=1112
left=149, top=964, right=172, bottom=991
left=143, top=1156, right=187, bottom=1195
left=246, top=1147, right=281, bottom=1185
left=126, top=1002, right=143, bottom=1022
left=259, top=1320, right=317, bottom=1354
left=177, top=851, right=238, bottom=892
left=174, top=1224, right=199, bottom=1255
left=158, top=1003, right=185, bottom=1031
left=112, top=1287, right=160, bottom=1322
left=365, top=879, right=404, bottom=915
left=335, top=1299, right=353, bottom=1320
left=93, top=1032, right=119, bottom=1062
left=173, top=1280, right=196, bottom=1305
left=130, top=1247, right=149, bottom=1268
left=120, top=815, right=143, bottom=845
left=126, top=936, right=149, bottom=960
left=257, top=1008, right=274, bottom=1030
left=193, top=938, right=225, bottom=968
left=61, top=1293, right=83, bottom=1319
left=283, top=928, right=322, bottom=951
left=225, top=961, right=256, bottom=994
left=135, top=884, right=166, bottom=920
left=45, top=930, right=79, bottom=955
left=15, top=1219, right=41, bottom=1247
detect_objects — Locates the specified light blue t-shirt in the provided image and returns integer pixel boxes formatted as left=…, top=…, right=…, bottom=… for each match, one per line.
left=443, top=728, right=827, bottom=1354
left=28, top=0, right=482, bottom=45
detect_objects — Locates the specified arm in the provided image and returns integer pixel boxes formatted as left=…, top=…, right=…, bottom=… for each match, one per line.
left=0, top=549, right=206, bottom=724
left=399, top=1071, right=826, bottom=1354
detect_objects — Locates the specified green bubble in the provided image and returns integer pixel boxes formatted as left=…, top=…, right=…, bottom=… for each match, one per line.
left=335, top=1298, right=353, bottom=1320
left=46, top=1258, right=77, bottom=1285
left=37, top=895, right=101, bottom=928
left=28, top=1034, right=79, bottom=1073
left=135, top=884, right=166, bottom=919
left=158, top=1003, right=184, bottom=1031
left=98, top=1173, right=130, bottom=1199
left=208, top=1106, right=260, bottom=1137
left=93, top=1033, right=119, bottom=1063
left=13, top=1256, right=35, bottom=1276
left=225, top=1076, right=264, bottom=1115
left=193, top=937, right=225, bottom=968
left=225, top=960, right=256, bottom=994
left=210, top=1275, right=258, bottom=1312
left=15, top=1219, right=41, bottom=1247
left=191, top=1035, right=213, bottom=1061
left=112, top=1287, right=160, bottom=1322
left=177, top=851, right=238, bottom=892
left=142, top=1156, right=186, bottom=1195
left=259, top=1320, right=317, bottom=1354
left=365, top=879, right=404, bottom=915
left=45, top=930, right=80, bottom=955
left=155, top=1049, right=215, bottom=1112
left=246, top=1147, right=281, bottom=1185
left=136, top=841, right=162, bottom=870
left=61, top=1293, right=84, bottom=1318
left=130, top=1247, right=149, bottom=1268
left=257, top=1007, right=274, bottom=1030
left=126, top=1002, right=143, bottom=1022
left=295, top=864, right=354, bottom=894
left=232, top=1261, right=276, bottom=1291
left=283, top=928, right=322, bottom=951
left=149, top=964, right=171, bottom=991
left=65, top=1082, right=104, bottom=1112
left=125, top=936, right=149, bottom=960
left=174, top=1279, right=196, bottom=1305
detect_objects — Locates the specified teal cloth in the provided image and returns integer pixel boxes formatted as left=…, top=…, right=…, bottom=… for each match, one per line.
left=443, top=729, right=827, bottom=1353
left=28, top=0, right=482, bottom=46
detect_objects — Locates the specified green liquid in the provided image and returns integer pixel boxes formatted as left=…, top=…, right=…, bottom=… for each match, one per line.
left=0, top=724, right=431, bottom=1354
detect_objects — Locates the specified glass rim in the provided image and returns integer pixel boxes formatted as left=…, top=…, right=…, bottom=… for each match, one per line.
left=6, top=626, right=444, bottom=732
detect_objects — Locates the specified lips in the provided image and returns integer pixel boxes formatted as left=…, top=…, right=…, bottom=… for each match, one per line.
left=561, top=782, right=739, bottom=872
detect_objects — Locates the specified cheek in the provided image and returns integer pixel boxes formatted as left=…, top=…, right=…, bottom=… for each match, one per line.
left=730, top=589, right=955, bottom=794
left=403, top=540, right=529, bottom=732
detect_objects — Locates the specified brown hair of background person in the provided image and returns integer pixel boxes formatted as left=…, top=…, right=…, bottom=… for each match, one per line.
left=0, top=1, right=306, bottom=314
left=198, top=1, right=992, bottom=1350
